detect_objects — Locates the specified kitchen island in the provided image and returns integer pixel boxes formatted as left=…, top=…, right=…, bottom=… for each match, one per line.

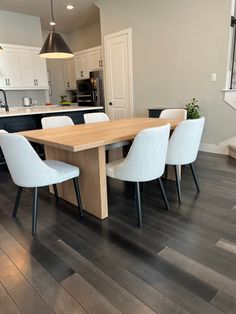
left=0, top=105, right=103, bottom=164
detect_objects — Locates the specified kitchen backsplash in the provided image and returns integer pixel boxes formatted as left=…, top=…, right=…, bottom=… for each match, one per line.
left=1, top=90, right=47, bottom=108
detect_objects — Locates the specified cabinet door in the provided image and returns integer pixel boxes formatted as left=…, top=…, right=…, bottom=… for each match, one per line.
left=89, top=48, right=102, bottom=70
left=80, top=53, right=89, bottom=78
left=19, top=51, right=35, bottom=88
left=3, top=49, right=22, bottom=88
left=32, top=51, right=48, bottom=89
left=75, top=53, right=89, bottom=79
left=64, top=58, right=76, bottom=90
left=0, top=54, right=7, bottom=88
left=75, top=55, right=82, bottom=79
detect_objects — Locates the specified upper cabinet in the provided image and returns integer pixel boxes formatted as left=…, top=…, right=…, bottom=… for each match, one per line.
left=32, top=50, right=48, bottom=89
left=0, top=48, right=22, bottom=88
left=64, top=58, right=76, bottom=90
left=89, top=48, right=103, bottom=70
left=0, top=44, right=49, bottom=90
left=74, top=46, right=102, bottom=80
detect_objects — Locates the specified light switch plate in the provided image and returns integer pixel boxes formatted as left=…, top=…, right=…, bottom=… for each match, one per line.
left=211, top=73, right=217, bottom=82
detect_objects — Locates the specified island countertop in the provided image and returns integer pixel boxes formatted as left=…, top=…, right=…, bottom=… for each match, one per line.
left=0, top=105, right=104, bottom=118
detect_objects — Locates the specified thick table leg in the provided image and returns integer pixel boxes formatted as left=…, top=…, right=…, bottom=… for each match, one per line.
left=45, top=145, right=108, bottom=219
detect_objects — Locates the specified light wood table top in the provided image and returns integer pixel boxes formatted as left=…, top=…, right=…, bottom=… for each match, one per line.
left=20, top=117, right=179, bottom=152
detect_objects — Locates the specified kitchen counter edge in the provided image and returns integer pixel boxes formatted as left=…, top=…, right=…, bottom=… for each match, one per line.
left=0, top=106, right=104, bottom=118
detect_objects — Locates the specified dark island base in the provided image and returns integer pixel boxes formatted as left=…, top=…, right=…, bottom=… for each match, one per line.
left=0, top=108, right=103, bottom=164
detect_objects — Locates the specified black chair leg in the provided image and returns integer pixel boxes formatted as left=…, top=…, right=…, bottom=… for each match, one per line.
left=174, top=165, right=182, bottom=203
left=32, top=187, right=38, bottom=236
left=73, top=178, right=84, bottom=218
left=135, top=182, right=143, bottom=228
left=190, top=163, right=200, bottom=192
left=105, top=150, right=109, bottom=163
left=164, top=165, right=169, bottom=180
left=158, top=178, right=170, bottom=211
left=122, top=144, right=130, bottom=158
left=53, top=184, right=60, bottom=204
left=12, top=186, right=23, bottom=218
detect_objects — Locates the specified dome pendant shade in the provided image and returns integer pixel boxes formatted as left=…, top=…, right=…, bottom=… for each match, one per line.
left=39, top=32, right=74, bottom=59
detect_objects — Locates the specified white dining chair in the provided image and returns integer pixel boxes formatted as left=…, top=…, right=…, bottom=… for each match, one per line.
left=41, top=116, right=74, bottom=129
left=0, top=133, right=84, bottom=236
left=166, top=117, right=205, bottom=203
left=83, top=112, right=130, bottom=161
left=106, top=124, right=171, bottom=227
left=83, top=112, right=110, bottom=123
left=159, top=109, right=187, bottom=120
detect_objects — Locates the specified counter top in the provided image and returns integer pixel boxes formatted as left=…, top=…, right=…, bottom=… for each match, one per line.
left=0, top=105, right=103, bottom=118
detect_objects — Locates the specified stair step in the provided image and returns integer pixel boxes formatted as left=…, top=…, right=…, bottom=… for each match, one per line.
left=229, top=145, right=236, bottom=159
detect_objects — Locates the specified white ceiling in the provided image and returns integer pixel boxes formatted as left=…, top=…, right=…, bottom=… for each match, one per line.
left=0, top=0, right=100, bottom=33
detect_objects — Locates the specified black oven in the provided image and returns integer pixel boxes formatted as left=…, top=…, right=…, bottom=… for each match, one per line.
left=76, top=79, right=92, bottom=105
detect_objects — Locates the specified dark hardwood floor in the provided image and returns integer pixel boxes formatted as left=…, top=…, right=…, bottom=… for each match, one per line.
left=0, top=152, right=235, bottom=314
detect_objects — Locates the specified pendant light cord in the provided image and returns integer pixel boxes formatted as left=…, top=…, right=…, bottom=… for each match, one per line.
left=51, top=0, right=56, bottom=32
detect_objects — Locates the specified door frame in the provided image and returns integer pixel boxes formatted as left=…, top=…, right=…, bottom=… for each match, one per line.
left=103, top=28, right=134, bottom=118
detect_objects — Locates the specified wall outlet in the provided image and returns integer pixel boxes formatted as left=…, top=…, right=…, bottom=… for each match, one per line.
left=210, top=73, right=217, bottom=82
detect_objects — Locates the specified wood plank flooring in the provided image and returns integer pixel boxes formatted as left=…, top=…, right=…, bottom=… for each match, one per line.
left=0, top=151, right=235, bottom=313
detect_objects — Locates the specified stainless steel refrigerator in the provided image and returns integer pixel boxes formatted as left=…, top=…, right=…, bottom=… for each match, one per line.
left=76, top=70, right=104, bottom=107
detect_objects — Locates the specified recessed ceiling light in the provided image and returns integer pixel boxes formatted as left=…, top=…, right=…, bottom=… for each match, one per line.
left=67, top=4, right=74, bottom=10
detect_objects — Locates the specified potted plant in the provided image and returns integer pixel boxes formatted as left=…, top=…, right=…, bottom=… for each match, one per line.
left=59, top=95, right=71, bottom=106
left=185, top=98, right=200, bottom=119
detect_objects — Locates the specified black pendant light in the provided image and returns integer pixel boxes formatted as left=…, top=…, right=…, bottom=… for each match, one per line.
left=39, top=0, right=74, bottom=59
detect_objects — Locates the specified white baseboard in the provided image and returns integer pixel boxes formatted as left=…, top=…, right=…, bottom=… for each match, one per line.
left=199, top=143, right=229, bottom=155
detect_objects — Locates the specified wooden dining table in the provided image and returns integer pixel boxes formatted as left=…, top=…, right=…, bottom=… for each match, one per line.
left=20, top=117, right=179, bottom=219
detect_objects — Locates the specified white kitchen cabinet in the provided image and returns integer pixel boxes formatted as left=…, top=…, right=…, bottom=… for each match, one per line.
left=32, top=50, right=48, bottom=89
left=19, top=51, right=35, bottom=88
left=0, top=53, right=7, bottom=88
left=0, top=48, right=22, bottom=89
left=75, top=46, right=102, bottom=80
left=0, top=44, right=48, bottom=90
left=64, top=58, right=76, bottom=90
left=89, top=48, right=102, bottom=70
left=75, top=53, right=90, bottom=79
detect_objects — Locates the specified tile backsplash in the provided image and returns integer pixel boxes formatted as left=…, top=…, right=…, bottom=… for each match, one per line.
left=1, top=90, right=47, bottom=108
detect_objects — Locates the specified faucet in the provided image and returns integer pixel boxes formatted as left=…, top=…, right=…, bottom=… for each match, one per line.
left=0, top=89, right=9, bottom=112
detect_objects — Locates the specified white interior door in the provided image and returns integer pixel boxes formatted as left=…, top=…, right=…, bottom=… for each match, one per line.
left=104, top=28, right=133, bottom=120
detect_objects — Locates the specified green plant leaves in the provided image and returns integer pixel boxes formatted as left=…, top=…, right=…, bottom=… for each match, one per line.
left=186, top=98, right=200, bottom=119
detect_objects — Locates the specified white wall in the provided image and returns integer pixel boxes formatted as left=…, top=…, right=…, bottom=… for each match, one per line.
left=68, top=22, right=101, bottom=52
left=97, top=0, right=236, bottom=152
left=0, top=10, right=43, bottom=46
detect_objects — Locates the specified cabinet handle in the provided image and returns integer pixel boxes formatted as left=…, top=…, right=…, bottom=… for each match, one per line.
left=34, top=79, right=36, bottom=86
left=5, top=79, right=8, bottom=86
left=8, top=79, right=10, bottom=86
left=36, top=79, right=38, bottom=86
left=100, top=60, right=103, bottom=67
left=109, top=102, right=112, bottom=106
